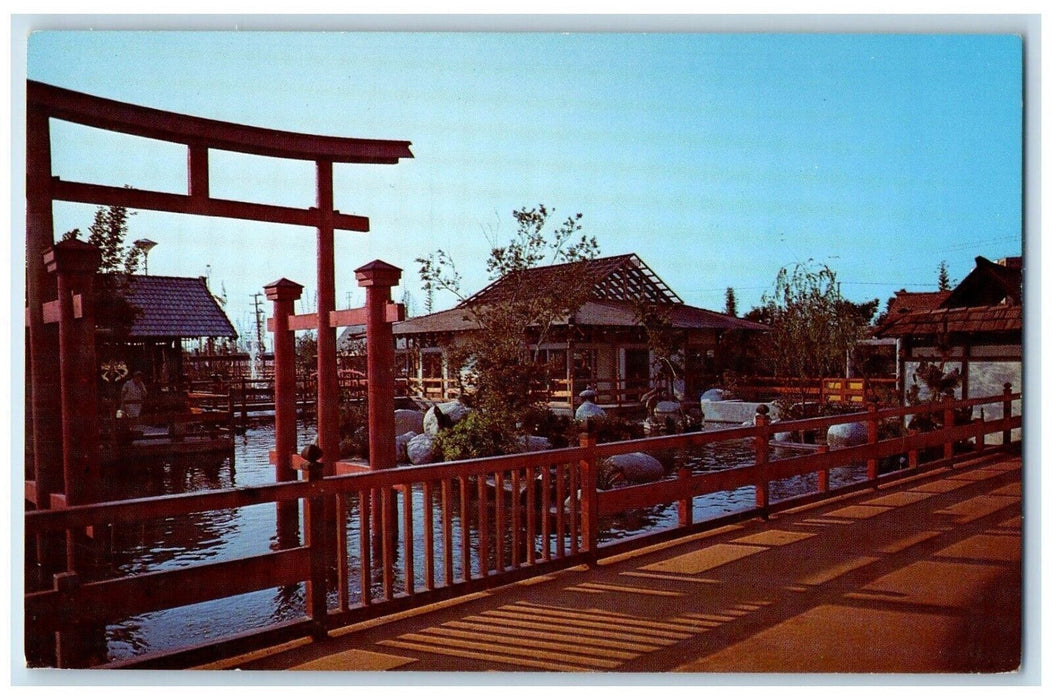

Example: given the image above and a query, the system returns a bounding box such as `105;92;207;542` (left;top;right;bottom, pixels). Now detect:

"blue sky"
24;30;1023;340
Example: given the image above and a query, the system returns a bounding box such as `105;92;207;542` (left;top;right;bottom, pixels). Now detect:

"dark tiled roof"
394;308;482;335
876;304;1022;337
942;255;1022;308
113;274;237;339
885;291;951;318
874;256;1023;339
462;253;683;307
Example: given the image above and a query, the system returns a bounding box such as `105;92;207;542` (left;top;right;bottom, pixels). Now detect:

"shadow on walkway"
218;452;1022;675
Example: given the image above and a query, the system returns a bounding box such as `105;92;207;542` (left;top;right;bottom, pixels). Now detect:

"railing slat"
494;471;505;572
423;481;434;591
359;488;372;607
477;475;489;577
526;466;537;566
336;494;350;613
403;485;414;596
459;476;471;582
540;466;551;561
442;478;454;586
511;469;522;569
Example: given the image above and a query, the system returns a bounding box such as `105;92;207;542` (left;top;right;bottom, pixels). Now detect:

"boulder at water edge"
395;431;417;463
700;388;730;402
407;432;437;465
423;400;472;435
575;401;607;422
827;421;868;449
518;435;552;453
601;452;665;485
395;409;425;436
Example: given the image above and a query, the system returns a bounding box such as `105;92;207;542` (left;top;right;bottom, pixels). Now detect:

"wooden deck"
210;451;1023;674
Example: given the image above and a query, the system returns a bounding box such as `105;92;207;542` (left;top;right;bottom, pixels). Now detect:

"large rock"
518;435;551;453
394;409;425;436
601;452;665;486
575;401;607;422
395;431;417;463
407;432;437;465
423;400;472;435
699;388;731;402
827;421;868;449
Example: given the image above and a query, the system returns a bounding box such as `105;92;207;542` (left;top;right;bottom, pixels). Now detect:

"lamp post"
133;238;158;275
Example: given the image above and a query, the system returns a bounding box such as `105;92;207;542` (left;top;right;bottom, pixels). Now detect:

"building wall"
904;342;1021;445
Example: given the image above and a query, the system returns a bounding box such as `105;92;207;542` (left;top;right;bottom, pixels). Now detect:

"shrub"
433;410;519;462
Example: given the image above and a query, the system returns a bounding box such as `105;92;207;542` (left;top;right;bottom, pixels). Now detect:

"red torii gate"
265;260;405;480
25;80;412;521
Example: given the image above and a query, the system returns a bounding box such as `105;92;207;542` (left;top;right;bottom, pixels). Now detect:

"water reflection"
98;420;864;662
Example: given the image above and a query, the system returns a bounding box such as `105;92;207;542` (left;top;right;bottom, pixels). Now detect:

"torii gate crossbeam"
26;80;413;509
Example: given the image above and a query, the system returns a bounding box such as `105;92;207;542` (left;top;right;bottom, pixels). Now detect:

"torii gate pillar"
264;278;304;483
356;260;402;470
43;239;102;510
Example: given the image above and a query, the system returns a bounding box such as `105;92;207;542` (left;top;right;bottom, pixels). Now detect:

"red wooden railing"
25;387;1020;669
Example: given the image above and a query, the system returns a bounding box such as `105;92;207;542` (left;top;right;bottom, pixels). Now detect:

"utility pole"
251;292;266;375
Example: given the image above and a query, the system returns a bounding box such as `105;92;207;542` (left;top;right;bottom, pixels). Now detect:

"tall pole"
26;103;63;513
315;160;339;475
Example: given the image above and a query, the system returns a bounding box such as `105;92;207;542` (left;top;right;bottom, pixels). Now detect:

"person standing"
120;370;148;431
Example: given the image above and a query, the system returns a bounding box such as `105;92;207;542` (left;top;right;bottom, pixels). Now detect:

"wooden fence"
25;387;1020;669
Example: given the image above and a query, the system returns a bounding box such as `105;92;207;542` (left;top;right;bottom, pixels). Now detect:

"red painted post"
297;444;329;639
817;444;830;492
264;278;303;482
315;160;339;476
357;260;402;564
866;402;879;484
677;466;693;527
579;428;599;561
356;260;402;471
1002;382;1013;447
754;405;771;516
26;103;64;517
943;400;956;462
44;240;101;508
976;407;986;454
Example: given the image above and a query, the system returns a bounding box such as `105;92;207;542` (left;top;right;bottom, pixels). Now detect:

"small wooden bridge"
222;450;1022;673
24;387;1021;670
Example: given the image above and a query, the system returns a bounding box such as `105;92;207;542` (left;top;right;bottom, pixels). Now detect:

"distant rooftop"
875;256;1022;338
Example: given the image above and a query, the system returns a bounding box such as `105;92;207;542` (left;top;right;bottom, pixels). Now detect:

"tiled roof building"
114;274;237;339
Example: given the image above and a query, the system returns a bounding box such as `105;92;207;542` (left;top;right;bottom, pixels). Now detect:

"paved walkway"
211;452;1022;675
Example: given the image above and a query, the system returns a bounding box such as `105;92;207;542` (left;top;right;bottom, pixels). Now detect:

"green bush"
433;410;519;461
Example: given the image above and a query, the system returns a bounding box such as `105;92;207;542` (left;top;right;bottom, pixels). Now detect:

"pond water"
89;419;866;662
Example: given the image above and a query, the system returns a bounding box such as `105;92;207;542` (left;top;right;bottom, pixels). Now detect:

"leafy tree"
417;204;599;453
937;260;952;292
754;260;878;409
62;204;142;339
724;287;738;317
295;331;318;379
635;301;683;385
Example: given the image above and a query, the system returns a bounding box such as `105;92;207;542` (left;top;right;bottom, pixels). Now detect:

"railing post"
579;427;599;562
866;402;879;485
677;466;693;527
817;444;830;492
297;444;329;639
943;399;956;462
976;407;986;454
1002;382;1013;447
754;405;771;517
